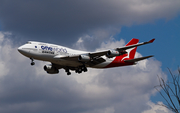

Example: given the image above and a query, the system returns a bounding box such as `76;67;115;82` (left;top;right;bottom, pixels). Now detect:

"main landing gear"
75;66;87;74
65;68;71;75
30;58;35;66
65;65;88;75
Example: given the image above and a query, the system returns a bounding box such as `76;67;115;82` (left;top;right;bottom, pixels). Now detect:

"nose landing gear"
30;58;35;66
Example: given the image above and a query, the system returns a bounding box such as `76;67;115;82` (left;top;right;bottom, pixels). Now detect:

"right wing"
54;38;155;64
83;38;155;58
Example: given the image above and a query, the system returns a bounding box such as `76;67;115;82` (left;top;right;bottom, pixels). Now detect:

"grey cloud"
0;0;180;47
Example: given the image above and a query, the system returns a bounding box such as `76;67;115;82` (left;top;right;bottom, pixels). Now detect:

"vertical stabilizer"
124;38;139;59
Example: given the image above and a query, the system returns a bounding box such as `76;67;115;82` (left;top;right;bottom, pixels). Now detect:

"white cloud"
142;101;172;113
0;32;169;113
0;32;13;76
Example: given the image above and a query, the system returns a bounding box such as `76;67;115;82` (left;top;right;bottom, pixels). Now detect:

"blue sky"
117;15;180;104
118;16;180;71
0;1;180;113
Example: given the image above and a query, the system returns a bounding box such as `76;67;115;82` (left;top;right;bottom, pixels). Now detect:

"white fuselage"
18;41;113;68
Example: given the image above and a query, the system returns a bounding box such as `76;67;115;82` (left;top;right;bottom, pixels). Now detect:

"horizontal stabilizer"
124;55;154;63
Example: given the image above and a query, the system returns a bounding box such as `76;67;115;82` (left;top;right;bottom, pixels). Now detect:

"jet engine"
106;50;120;58
78;55;90;62
44;64;59;74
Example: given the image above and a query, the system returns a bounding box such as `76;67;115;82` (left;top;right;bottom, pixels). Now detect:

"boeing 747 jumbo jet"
18;38;155;75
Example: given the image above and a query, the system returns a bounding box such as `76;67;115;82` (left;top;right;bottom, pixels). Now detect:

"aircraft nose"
17;45;31;57
17;45;28;55
17;46;23;53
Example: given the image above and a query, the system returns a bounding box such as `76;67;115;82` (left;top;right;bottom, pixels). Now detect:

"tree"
155;68;180;113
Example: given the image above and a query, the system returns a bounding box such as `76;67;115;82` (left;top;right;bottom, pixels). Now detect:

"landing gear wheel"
67;72;71;75
84;68;87;72
81;66;87;72
31;62;35;66
83;67;87;72
78;68;82;74
65;68;71;75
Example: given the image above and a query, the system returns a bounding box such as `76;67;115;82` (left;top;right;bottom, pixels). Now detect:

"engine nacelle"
78;55;90;62
106;50;120;58
44;64;59;74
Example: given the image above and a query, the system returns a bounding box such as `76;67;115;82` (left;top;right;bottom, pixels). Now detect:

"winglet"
149;38;155;43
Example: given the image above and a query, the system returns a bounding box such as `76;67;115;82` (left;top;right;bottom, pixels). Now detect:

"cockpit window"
26;42;31;44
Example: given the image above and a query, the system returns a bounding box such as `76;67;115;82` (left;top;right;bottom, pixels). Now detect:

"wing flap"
124;55;154;63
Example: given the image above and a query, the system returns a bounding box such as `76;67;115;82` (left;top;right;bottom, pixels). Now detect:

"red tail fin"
125;38;139;59
105;38;139;68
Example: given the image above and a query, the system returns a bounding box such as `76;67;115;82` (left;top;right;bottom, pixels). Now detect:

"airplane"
18;38;155;75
